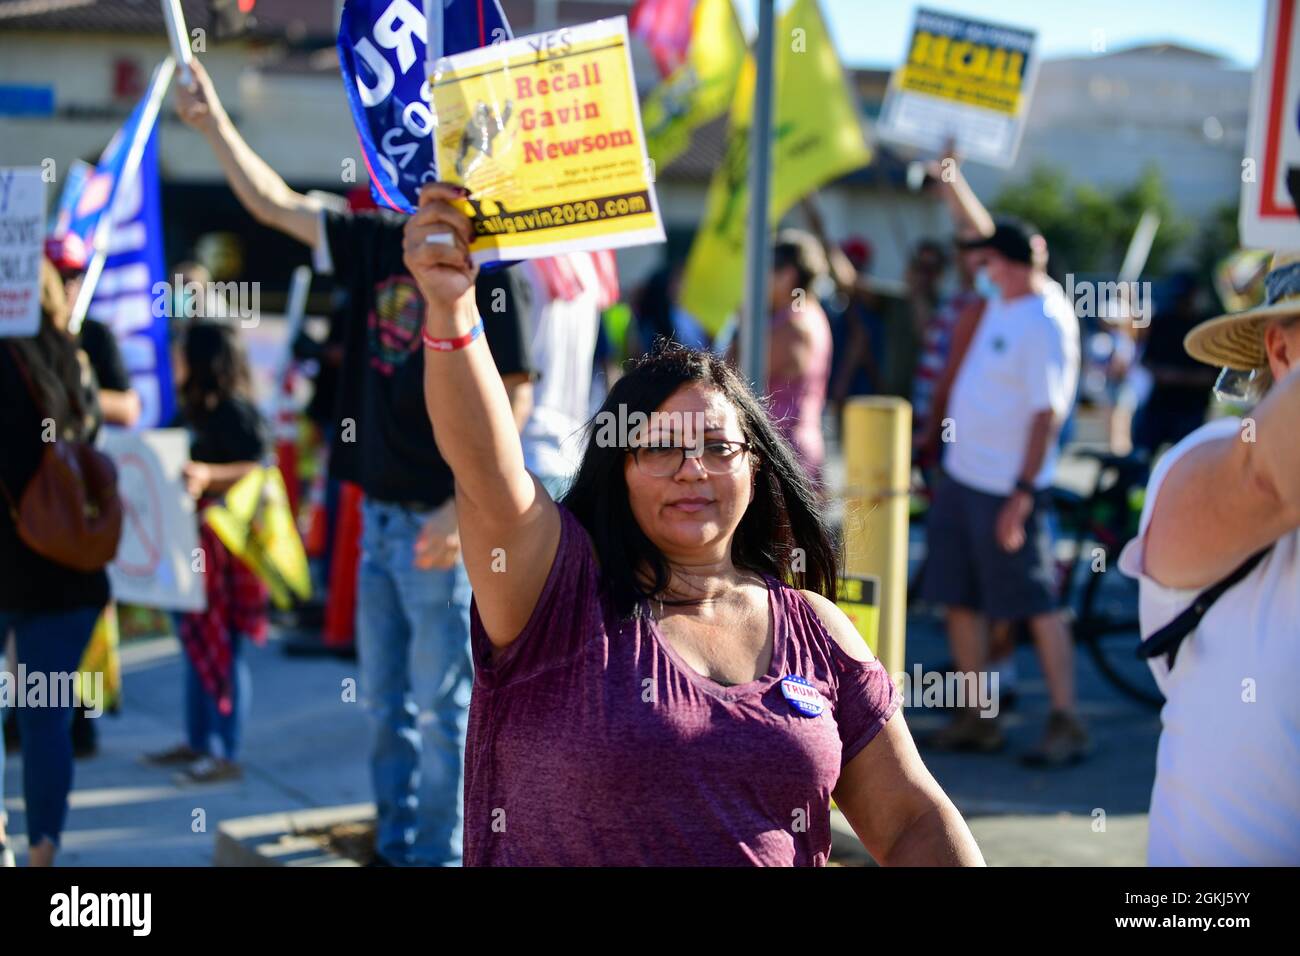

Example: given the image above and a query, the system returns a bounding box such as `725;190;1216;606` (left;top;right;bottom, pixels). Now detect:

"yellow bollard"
840;396;911;678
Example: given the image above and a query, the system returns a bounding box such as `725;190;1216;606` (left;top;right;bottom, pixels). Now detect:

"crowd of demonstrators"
1119;252;1300;865
2;58;1250;868
403;182;982;866
175;58;536;867
0;261;109;868
142;323;269;784
919;217;1086;765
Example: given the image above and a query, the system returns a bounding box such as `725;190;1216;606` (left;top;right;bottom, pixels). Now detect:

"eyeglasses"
630;440;753;477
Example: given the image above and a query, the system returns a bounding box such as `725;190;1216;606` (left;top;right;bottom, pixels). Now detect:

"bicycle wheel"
1074;557;1164;708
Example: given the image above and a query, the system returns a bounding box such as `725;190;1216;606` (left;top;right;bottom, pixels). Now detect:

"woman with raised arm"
404;183;983;867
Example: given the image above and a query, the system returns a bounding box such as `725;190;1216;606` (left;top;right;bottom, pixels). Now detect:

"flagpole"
69;56;176;336
741;0;776;391
424;0;444;84
161;0;194;88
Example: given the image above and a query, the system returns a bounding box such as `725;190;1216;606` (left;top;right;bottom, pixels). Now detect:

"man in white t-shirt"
1118;251;1300;865
920;219;1085;765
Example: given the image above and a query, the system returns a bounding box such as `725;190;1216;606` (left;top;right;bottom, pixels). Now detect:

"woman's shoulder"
769;582;873;665
552;501;603;582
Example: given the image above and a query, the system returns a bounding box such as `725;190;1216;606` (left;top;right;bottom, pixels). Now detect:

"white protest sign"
101;428;206;612
876;8;1039;168
0;167;46;338
1241;0;1300;248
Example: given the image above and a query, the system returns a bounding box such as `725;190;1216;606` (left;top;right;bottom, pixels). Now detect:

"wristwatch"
1014;478;1037;497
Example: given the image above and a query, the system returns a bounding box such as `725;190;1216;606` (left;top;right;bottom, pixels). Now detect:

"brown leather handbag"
0;344;123;572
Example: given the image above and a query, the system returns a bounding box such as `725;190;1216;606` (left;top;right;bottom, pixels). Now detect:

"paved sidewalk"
3;632;371;866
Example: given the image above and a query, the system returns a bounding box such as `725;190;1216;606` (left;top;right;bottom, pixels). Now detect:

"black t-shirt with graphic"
321;209;533;508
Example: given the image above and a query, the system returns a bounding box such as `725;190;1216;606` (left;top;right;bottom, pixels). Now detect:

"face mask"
974;267;999;300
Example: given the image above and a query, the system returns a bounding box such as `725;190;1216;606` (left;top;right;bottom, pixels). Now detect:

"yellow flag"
204;466;311;611
78;604;121;713
641;0;747;170
681;0;871;334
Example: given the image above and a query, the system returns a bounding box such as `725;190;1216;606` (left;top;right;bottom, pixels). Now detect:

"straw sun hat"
1185;251;1300;371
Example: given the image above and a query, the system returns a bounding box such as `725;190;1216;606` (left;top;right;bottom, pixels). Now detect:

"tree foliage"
991;163;1196;276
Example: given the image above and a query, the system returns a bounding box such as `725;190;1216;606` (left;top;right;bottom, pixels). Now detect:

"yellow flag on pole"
680;0;870;335
641;0;748;170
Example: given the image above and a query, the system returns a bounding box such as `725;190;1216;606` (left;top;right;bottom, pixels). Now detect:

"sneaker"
174;756;243;785
140;744;203;768
926;708;1005;753
1021;710;1091;767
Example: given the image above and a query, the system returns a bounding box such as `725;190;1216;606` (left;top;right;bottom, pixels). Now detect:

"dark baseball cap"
958;218;1037;265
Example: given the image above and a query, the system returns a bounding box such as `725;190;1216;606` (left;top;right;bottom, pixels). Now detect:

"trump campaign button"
780;675;826;717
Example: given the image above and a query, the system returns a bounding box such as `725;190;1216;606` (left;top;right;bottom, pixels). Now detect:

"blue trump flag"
52;106;174;429
338;0;512;213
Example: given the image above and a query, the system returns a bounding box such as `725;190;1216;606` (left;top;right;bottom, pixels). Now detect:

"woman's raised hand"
402;183;480;308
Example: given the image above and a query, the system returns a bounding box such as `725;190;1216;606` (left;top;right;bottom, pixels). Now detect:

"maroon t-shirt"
465;505;901;866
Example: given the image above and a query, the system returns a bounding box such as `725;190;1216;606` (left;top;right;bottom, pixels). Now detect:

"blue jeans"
357;498;473;867
0;607;98;849
179;623;250;761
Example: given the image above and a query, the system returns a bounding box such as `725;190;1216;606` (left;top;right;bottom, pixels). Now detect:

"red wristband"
422;319;484;352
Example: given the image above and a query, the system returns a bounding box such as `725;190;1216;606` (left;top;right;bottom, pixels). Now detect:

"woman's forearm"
880;804;985;866
204;110;321;247
205;461;259;494
422;294;535;518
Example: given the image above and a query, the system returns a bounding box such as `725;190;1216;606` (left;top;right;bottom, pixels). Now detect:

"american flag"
533;251;621;309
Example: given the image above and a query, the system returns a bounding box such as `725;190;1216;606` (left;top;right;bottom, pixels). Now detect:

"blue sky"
735;0;1269;69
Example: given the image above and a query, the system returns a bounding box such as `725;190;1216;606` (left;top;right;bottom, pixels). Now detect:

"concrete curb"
215;803;374;867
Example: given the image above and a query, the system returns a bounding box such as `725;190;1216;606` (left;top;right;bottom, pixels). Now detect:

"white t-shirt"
943;283;1080;495
1118;417;1300;865
518;255;602;482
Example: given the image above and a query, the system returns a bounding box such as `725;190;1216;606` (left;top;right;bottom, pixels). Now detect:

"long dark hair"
561;341;838;619
179;320;253;423
9;258;91;439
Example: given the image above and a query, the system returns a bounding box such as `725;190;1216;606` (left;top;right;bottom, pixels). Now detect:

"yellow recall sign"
430;17;664;264
896;25;1028;115
680;0;870;335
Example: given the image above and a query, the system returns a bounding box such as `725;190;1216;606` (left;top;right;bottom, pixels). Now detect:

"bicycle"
1050;450;1163;708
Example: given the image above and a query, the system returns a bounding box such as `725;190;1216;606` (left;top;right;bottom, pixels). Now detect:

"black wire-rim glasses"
629;440;754;477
